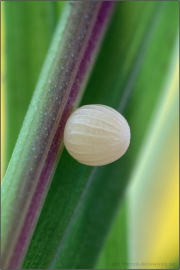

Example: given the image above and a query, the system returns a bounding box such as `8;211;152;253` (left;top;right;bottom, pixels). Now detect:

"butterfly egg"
64;105;131;166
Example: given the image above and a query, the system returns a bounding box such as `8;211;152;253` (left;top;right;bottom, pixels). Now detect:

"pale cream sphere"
64;105;131;166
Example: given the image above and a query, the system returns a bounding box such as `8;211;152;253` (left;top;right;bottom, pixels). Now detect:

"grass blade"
2;2;114;268
128;35;179;269
96;200;128;269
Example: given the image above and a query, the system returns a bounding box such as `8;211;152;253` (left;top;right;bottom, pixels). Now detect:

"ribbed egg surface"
64;105;131;166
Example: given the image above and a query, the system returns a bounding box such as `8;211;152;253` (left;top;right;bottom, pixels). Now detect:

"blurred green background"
1;1;179;269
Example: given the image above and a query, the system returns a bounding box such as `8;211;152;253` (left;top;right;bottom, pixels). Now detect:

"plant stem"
1;2;115;268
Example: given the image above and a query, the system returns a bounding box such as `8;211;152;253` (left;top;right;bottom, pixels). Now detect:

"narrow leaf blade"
2;2;114;268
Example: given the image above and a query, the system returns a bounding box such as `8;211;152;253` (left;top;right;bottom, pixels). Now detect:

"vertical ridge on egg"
64;104;131;166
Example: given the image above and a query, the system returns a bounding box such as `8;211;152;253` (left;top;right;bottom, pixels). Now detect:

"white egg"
64;104;131;166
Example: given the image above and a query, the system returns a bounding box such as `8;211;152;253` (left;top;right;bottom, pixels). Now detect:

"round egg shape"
64;105;131;166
